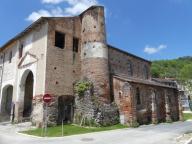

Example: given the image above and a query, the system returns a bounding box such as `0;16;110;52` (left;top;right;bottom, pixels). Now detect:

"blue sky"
0;0;192;60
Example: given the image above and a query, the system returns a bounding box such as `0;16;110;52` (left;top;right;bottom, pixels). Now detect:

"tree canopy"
151;56;192;80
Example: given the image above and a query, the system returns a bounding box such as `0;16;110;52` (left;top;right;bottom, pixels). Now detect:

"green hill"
151;56;192;80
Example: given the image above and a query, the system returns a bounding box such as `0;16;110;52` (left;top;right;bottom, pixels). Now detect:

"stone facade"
0;6;181;127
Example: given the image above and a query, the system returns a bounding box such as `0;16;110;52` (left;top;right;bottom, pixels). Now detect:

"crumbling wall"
74;82;119;126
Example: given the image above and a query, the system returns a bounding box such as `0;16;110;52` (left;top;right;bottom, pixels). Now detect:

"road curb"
185;137;192;144
16;131;44;139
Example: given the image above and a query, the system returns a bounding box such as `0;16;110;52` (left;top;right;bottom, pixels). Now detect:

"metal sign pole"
42;94;52;137
62;118;64;136
45;103;48;137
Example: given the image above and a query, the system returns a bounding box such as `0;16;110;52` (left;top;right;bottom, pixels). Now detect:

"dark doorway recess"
23;71;34;117
1;85;13;117
57;96;74;124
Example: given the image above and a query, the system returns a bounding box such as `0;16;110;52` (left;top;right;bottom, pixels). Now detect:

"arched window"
143;65;149;79
136;87;141;105
127;60;133;76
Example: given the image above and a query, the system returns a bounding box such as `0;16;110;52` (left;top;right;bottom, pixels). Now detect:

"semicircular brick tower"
80;6;110;102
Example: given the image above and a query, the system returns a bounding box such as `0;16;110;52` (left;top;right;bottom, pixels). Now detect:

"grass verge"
183;113;192;121
21;124;128;137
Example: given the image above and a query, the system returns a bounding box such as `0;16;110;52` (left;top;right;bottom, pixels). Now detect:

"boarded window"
73;37;79;52
19;44;23;58
136;87;141;105
9;51;12;63
55;31;65;49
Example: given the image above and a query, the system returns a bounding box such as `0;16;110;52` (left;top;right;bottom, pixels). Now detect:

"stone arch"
0;85;13;117
20;69;34;118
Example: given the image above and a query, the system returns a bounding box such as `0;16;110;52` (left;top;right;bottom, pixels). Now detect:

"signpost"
43;94;52;103
42;94;52;137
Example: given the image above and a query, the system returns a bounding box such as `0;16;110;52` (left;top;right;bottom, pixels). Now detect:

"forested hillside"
151;56;192;80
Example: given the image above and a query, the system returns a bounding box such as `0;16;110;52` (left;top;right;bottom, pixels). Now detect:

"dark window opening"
143;65;149;79
136;87;141;105
55;31;65;49
73;38;79;53
19;44;23;58
119;91;122;98
9;51;12;63
127;60;133;76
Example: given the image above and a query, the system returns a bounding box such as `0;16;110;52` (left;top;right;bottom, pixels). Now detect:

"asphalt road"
0;121;192;144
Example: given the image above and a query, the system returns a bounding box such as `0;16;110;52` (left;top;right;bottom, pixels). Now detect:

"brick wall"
109;46;151;80
45;17;81;96
113;77;179;125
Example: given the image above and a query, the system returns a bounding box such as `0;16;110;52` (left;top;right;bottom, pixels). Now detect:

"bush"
74;81;92;96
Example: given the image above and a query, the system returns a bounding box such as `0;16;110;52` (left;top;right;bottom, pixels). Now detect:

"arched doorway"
21;71;34;118
1;85;13;117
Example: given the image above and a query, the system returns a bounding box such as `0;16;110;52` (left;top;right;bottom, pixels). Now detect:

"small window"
136;87;141;105
19;44;23;58
119;91;122;98
143;65;149;79
73;37;79;53
127;60;133;76
9;51;12;63
55;31;65;49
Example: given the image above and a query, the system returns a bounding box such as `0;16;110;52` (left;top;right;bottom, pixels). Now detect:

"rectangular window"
55;31;65;49
19;44;23;58
136;88;141;105
9;51;12;63
73;37;79;53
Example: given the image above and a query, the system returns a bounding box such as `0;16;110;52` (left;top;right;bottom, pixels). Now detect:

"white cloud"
42;0;65;4
26;0;99;22
26;7;65;22
144;44;167;54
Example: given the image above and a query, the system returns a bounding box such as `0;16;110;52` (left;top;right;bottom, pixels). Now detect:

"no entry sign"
43;94;52;103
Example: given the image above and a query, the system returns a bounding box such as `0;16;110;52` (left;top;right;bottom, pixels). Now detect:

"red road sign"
43;94;52;103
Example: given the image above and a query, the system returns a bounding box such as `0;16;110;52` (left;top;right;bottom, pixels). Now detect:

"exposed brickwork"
80;6;110;102
113;77;179;125
81;58;110;102
45;17;81;96
109;46;151;80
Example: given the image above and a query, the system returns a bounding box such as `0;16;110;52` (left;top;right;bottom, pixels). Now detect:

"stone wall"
32;94;59;127
74;83;119;126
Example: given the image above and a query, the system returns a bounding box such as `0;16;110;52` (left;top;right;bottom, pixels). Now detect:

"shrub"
74;81;92;96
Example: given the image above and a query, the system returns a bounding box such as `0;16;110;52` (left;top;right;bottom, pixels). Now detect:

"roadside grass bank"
183;113;192;121
21;124;128;137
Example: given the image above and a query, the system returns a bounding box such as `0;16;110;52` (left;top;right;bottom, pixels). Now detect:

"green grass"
183;113;192;121
22;124;128;137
